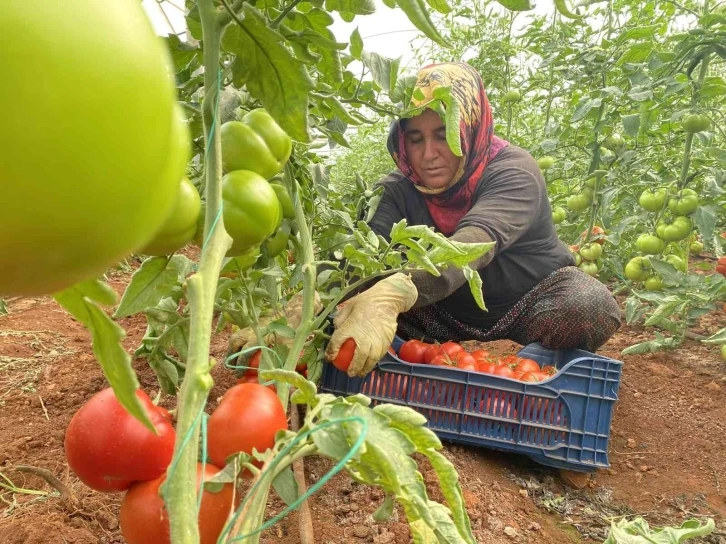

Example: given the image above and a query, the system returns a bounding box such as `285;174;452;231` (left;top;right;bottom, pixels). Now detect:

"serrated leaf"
702;327;726;345
325;0;376;15
222;6;314;141
643;300;680;326
114;257;178;318
495;0;534;10
350;27;363;59
426;451;475;543
261;369;317;404
361;51;400;92
395;0;450;47
617;43;653;66
428;241;496;268
54;284;153;432
571;98;595;123
704;148;726;163
625;297;643;324
425;0;452;14
463;267;486;311
621;340;665;355
649;259;681;285
622;114;641;137
272;465;299;506
692;205;718;243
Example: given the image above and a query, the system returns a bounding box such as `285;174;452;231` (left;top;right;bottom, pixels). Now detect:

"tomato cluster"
65;385;287;543
392;340;557;382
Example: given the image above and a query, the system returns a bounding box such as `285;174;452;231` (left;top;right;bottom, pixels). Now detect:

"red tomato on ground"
398;340;430;364
64;388;176;493
119;463;237;544
207;383;288;473
332;338;356;372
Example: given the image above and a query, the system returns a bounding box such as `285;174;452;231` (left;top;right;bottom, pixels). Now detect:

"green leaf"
495;0;534;10
625;297;644;325
621;339;666;355
428;241;496;268
372;494;395;521
692;205;718;243
617;43;653;66
350;27;363;59
428;500;472;544
0;299;7;316
222;6;314;142
325;0;376;15
114;257;178;318
622;114;641;137
261;369;317;404
361;51;400;92
427;451;475;543
649;259;682;285
272;466;299;506
553;0;584;19
702;327;726;345
395;0;450;47
463;267;486;311
54;282;153;432
425;0;452;15
705;148;726;163
620;25;660;42
571;98;596;123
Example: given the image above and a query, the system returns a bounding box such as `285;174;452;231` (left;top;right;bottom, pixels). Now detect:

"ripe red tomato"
424;345;442;364
64;388;176;493
477;361;497;374
514;358;540;374
440;342;464;358
155;406;173;423
243;349;261;377
332;338;356;372
493;365;517;379
454;353;477;369
119;463;237;544
398;340;430;364
456;362;478;372
471;349;490;360
519;371;542;382
430;355;451;367
207;383;288;473
541;365;557;376
501;354;519;366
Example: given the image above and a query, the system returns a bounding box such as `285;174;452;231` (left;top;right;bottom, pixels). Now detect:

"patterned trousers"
397;266;621;352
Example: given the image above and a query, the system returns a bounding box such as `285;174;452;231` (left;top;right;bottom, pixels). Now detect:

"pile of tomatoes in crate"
392;340;557;382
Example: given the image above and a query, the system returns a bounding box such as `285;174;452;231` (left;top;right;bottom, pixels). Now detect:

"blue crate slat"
321;338;623;473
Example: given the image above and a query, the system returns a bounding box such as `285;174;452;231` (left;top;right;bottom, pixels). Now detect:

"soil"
2;262;726;543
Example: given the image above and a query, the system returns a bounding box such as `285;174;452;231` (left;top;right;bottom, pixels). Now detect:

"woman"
325;62;621;378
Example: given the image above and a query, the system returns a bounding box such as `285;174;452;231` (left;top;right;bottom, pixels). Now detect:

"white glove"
325;273;418;377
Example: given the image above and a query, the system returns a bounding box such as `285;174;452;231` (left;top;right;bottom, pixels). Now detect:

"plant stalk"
166;2;233;542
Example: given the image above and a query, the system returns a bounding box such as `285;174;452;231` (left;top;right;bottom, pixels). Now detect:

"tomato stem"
165;2;233;543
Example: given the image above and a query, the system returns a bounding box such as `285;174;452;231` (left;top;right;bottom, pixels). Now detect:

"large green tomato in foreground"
1;1;189;296
140;178;201;256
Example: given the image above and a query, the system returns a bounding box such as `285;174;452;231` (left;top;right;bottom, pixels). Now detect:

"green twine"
220;416;369;542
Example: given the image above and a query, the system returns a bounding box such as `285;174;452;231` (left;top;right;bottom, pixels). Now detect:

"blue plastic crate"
321;337;623;473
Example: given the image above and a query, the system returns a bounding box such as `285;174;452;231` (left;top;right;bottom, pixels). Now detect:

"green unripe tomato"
567;194;590;213
644;276;663;291
221;109;292;180
1;1;190;296
636;234;666;255
269;180;295;219
537;156;555;170
602;133;625;151
504;90;521;103
624;256;651;282
579;242;603;262
222;171;282;255
573;252;582;266
690;241;704;255
552;206;567;224
579;261;599;277
667;188;699;216
581;187;594;200
140;178;201;256
263;221;291;258
665;254;687;272
658;216;693;242
682;114;711;134
638;188;668;213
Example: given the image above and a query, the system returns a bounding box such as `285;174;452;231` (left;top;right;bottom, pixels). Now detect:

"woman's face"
402;108;461;190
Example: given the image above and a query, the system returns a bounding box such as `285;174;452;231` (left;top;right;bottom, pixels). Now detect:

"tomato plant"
64;388;176;492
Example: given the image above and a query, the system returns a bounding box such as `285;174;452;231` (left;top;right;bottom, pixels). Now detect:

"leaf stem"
270;0;303;28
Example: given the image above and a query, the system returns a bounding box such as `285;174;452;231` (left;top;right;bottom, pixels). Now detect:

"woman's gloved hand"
227;291;323;365
325;273;418;377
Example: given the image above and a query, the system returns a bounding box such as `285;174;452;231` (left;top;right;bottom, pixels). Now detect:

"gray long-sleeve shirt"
369;145;574;329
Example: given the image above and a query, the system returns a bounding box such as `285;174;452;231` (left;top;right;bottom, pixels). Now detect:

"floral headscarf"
387;62;509;236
